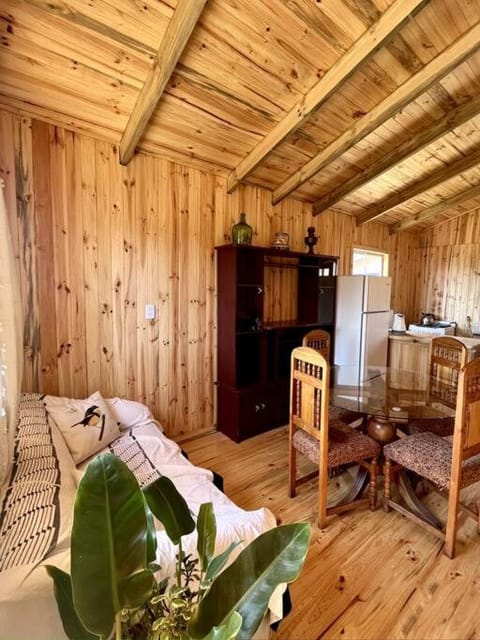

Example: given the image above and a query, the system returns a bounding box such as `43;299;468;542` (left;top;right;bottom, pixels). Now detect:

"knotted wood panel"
1;109;421;437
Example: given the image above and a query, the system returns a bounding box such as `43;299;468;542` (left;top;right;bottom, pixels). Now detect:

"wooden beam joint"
119;0;209;165
226;0;429;193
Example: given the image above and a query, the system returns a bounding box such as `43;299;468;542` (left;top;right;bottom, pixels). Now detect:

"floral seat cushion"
293;418;380;468
405;417;454;437
384;432;480;492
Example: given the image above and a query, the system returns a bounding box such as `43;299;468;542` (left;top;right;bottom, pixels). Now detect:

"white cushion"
44;391;121;464
106;397;157;431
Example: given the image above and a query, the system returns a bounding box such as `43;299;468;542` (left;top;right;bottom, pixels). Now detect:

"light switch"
145;304;156;320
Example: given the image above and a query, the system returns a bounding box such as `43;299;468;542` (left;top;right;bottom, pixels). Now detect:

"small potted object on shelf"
272;231;289;250
304;226;318;254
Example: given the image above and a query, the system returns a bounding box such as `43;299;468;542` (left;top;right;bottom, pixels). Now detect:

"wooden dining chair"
406;336;468;437
302;329;362;425
288;347;381;528
302;329;331;356
384;356;480;558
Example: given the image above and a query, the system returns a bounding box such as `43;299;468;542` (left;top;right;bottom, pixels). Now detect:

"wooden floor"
182;426;480;640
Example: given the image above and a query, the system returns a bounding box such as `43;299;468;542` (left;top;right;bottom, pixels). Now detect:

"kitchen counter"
389;333;480;352
388;334;480;387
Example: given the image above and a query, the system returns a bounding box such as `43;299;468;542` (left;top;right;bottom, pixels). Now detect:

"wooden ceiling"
1;0;480;232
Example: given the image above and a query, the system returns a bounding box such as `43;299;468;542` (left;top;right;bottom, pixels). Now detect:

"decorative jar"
272;231;289;251
232;213;253;245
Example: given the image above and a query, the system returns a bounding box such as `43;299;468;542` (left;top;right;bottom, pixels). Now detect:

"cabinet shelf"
264;260;325;270
236;329;265;336
216;244;338;441
263;319;330;330
215;244;337;261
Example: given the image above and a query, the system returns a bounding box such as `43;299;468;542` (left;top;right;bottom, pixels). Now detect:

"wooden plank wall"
414;208;480;335
0;108;420;437
315;210;420;322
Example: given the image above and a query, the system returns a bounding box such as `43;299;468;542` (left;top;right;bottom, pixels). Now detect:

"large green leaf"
197;502;216;572
205;541;241;582
189;523;310;640
143;494;157;565
200;612;242;640
71;454;152;638
45;566;98;640
118;569;155;609
143;476;195;545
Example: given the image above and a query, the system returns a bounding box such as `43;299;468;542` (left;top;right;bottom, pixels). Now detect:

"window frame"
351;246;389;277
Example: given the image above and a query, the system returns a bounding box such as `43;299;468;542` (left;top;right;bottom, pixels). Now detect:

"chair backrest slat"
302;329;330;361
462;360;480;452
453;358;480;456
429;337;468;408
290;346;329;438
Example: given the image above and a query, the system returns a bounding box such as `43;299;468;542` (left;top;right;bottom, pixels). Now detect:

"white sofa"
0;393;281;639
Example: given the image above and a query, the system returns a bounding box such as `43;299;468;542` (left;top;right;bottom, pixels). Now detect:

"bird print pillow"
44;391;121;464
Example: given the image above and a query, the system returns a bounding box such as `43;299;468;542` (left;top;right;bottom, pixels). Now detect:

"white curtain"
0;178;23;484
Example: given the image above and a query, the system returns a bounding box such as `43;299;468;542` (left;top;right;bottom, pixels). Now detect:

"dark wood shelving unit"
215;244;338;442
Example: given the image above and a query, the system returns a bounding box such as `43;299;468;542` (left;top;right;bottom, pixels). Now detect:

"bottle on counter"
466;315;473;337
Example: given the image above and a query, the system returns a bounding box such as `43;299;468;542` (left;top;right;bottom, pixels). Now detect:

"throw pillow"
44;391;121;464
107;397;157;430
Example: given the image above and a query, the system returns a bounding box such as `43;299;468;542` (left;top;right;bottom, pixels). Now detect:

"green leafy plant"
47;453;310;640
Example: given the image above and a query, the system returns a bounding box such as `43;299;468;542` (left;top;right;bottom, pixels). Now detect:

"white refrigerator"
334;275;392;372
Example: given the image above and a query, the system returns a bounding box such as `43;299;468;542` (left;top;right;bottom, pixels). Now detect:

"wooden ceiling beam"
226;0;429;194
356;145;480;225
24;0;157;55
390;183;480;233
119;0;208;165
272;22;480;205
315;96;480;220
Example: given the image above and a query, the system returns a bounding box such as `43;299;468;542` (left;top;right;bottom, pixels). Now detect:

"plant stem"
177;538;183;587
115;611;122;640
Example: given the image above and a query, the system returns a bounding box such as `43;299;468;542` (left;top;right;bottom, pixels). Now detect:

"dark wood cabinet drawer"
238;387;278;434
217;385;286;442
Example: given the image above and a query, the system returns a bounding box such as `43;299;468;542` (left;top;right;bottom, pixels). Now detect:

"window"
352;248;389;276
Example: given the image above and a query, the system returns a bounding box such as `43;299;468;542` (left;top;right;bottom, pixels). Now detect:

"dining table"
328;364;456;528
330;364;456;442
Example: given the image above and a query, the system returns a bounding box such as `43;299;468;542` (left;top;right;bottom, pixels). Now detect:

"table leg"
327;466;370;507
366;416;443;529
398;471;443;529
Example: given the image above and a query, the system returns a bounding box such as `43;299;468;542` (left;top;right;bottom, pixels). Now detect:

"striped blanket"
0;394;60;571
